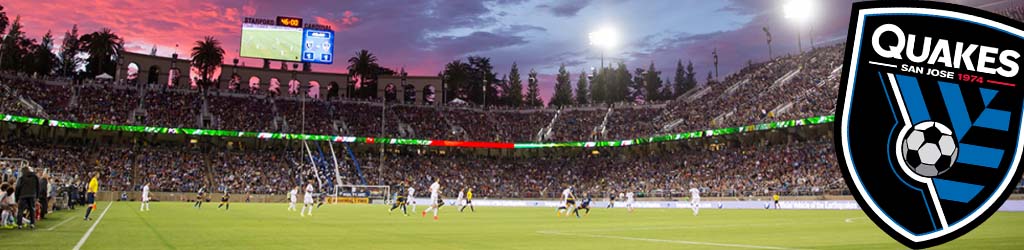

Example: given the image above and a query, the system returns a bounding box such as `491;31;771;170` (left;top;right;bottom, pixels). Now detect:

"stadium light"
589;27;619;68
783;0;813;23
783;0;814;53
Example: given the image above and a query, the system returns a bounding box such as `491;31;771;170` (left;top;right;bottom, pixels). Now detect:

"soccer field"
3;202;1023;249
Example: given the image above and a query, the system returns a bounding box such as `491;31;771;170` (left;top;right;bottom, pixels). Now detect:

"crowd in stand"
550;109;604;141
657;44;843;135
277;100;334;135
442;108;498;141
492;111;554;142
207;94;275;132
0;44;845;144
141;90;201;128
0;139;300;196
0;133;845;199
389;105;450;139
1000;3;1024;22
0;84;32;117
365;140;843;198
605;106;662;139
72;86;137;125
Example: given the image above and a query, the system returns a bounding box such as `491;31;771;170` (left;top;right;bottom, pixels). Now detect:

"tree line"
0;5;128;79
437;56;701;107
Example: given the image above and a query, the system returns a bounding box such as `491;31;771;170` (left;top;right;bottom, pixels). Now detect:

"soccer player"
456;188;465;208
218;190;230;210
421;178;442;220
572;193;592;218
625;191;635;213
389;188;409;216
689;187;701;216
193;186;205;209
607;192;616;208
407;186;416;213
140;182;151;211
288;186;298;211
460;188;475;212
316;192;326;209
300;179;315;217
556;186;576;216
84;172;99;221
773;193;780;209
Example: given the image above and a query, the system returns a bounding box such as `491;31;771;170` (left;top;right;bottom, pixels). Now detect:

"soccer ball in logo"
901;121;958;177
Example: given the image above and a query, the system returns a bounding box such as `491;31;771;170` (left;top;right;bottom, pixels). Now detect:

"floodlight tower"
784;0;814;53
589;27;619;69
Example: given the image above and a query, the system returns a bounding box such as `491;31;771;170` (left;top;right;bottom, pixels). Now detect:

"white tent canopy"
449;98;468;105
95;73;114;80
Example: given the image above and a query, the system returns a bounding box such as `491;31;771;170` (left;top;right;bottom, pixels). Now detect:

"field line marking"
538;231;802;250
844;217;865;223
72;202;113;250
538;222;805;234
45;216;76;231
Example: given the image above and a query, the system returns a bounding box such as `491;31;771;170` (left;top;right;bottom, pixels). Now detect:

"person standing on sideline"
15;167;40;229
84;172;99;221
38;172;49;219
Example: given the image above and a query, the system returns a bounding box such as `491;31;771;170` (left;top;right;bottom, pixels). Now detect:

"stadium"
0;0;1022;249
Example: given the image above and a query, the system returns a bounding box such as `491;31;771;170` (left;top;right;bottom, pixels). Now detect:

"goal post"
333;184;390;204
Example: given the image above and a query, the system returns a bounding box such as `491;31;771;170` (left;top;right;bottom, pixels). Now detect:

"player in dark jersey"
316;192;326;208
218;191;230;210
193;187;206;209
389;193;409;216
573;193;592;218
607;192;615;208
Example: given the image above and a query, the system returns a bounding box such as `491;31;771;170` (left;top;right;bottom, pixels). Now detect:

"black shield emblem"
836;1;1024;248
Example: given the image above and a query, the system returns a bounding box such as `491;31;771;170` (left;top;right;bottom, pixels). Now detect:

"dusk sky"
1;0;1015;100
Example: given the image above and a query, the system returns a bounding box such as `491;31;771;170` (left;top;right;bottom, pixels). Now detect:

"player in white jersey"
288;186;299;211
556;186;576;216
300;180;315;217
407;186;417;213
689;187;701;216
140;183;151;211
421;179;442;220
625;191;635;212
456;188;465;207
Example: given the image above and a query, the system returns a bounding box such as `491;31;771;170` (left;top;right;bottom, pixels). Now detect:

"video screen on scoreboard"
240;22;303;61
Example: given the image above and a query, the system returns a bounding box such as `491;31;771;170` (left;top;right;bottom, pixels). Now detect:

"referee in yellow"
460;188;475;212
84;172;99;220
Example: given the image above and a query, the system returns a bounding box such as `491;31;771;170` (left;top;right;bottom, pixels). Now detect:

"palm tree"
0;5;10;36
80;28;123;77
347;49;377;97
191;36;225;91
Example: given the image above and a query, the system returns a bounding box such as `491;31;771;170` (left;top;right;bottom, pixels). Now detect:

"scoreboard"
240;16;335;64
302;30;334;64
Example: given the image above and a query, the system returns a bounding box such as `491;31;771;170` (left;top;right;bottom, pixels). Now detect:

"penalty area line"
537;230;802;250
72;202;113;250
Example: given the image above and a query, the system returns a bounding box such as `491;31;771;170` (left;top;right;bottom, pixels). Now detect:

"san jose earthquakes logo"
836;1;1024;248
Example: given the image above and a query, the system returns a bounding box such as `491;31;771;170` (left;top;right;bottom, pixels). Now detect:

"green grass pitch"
2;202;1022;249
240;28;302;61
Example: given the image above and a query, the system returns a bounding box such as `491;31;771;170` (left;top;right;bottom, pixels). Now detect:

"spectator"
15;166;39;229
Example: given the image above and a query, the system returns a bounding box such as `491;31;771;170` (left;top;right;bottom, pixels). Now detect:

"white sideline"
45;216;75;231
72;202;113;250
537;230;802;250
